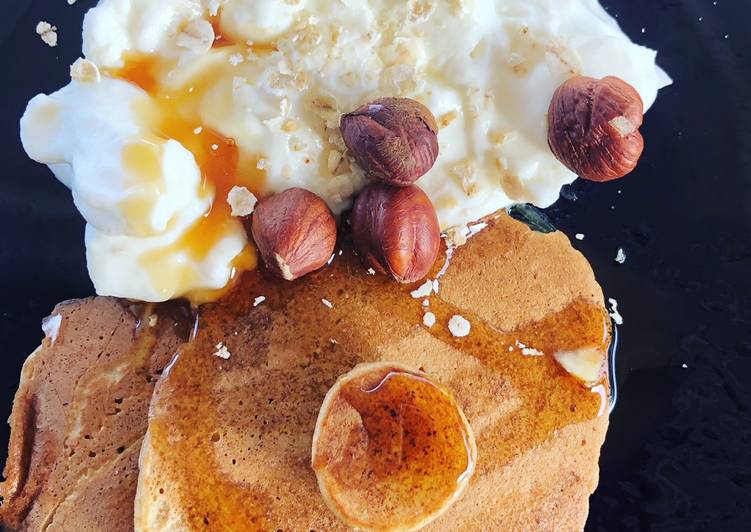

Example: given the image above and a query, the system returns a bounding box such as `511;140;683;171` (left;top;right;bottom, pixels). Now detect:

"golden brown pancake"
0;298;185;531
135;213;611;531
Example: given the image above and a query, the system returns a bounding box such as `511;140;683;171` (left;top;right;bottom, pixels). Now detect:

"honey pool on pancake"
138;227;611;530
112;26;612;531
312;365;475;530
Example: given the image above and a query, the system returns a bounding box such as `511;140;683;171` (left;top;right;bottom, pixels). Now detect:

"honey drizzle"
146;230;611;529
109;54;264;299
316;368;474;529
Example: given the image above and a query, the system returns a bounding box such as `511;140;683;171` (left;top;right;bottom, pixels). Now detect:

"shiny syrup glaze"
112;52;261;301
111;21;611;530
313;366;475;530
143;220;611;530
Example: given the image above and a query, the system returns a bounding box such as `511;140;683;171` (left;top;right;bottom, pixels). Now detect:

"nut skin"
251;188;337;281
341;98;439;186
351;183;440;284
548;76;644;182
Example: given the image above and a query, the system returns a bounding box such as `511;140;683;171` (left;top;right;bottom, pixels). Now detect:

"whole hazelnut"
251;188;337;281
548;76;645;182
341;97;439;186
351;183;440;284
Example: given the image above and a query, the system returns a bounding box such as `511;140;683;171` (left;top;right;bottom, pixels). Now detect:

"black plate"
1;1;750;530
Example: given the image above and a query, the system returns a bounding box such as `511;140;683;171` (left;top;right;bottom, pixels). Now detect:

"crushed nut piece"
213;342;231;360
608;298;624;325
410;280;434;299
423;312;436;328
70;58;100;83
36;21;58;47
448;315;471;338
227;186;258;217
615;248;627;264
438;109;459;129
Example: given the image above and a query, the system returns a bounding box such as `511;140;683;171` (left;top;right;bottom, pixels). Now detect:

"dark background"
1;1;749;530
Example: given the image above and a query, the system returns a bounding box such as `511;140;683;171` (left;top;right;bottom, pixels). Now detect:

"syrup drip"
313;367;474;530
145;216;611;529
111;54;264;300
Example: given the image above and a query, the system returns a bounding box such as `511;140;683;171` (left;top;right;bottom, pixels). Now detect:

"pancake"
0;298;186;531
135;212;611;531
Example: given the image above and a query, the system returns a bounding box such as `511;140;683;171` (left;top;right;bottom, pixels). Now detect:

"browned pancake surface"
0;299;185;531
136;213;611;531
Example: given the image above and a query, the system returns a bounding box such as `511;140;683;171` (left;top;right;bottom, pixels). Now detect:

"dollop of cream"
22;0;669;302
20;77;246;302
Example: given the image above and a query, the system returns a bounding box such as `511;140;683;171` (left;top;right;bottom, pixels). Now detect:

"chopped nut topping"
227;186;258;217
423;312;436;328
70;58;100;83
448;315;471;338
445;226;469;248
36;21;58;47
615;248;627;264
410;280;434;299
213;342;231;360
608;298;624;325
438;110;459;129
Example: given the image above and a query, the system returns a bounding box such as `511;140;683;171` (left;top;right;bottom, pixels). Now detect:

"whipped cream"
21;0;669;302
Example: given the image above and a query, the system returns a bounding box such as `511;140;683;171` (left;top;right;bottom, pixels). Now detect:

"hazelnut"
351;183;440;283
548;76;644;182
251;188;337;281
340;97;439;186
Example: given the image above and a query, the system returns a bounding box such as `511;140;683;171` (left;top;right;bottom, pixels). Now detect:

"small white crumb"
322;298;334;309
227;186;257;217
330;338;338;345
36;21;58;47
211;144;219;151
681;363;688;369
411;280;434;299
422;299;430;307
615;248;627;264
508;345;514;352
366;268;376;276
193;127;203;135
213;342;231;360
575;233;585;241
608;298;624;325
327;253;336;265
432;279;440;294
70;58;100;83
148;314;158;327
423;312;437;328
444;226;469;247
468;222;488;236
68;0;77;4
36;21;53;34
253;296;266;307
42;314;62;344
515;339;544;356
228;53;245;66
448;315;471;338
